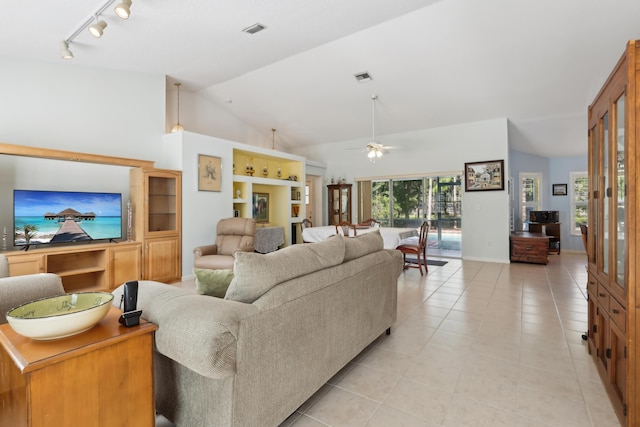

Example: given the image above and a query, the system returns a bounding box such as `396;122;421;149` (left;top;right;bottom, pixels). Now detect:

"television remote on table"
119;280;142;327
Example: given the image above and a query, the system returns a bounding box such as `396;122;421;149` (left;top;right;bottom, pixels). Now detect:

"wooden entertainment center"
0;143;182;291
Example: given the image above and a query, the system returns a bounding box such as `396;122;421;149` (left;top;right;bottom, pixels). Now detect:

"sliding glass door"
364;174;462;257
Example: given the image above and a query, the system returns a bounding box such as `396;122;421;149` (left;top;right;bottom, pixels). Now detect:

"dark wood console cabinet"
509;232;549;264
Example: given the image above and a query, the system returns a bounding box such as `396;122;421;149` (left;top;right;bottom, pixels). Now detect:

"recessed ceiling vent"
354;71;372;83
242;23;266;34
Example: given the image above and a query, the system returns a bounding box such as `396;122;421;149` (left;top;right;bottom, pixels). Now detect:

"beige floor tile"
336;364;400;402
303;386;379;427
517;385;592;426
357;346;414;376
366;404;439;427
443;395;518;426
383;378;453;424
518;365;583;402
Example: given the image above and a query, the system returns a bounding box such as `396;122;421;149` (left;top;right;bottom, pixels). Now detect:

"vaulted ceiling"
4;0;640;157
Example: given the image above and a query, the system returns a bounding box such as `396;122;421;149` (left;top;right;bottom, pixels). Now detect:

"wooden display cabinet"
585;39;639;426
130;167;182;282
327;184;352;225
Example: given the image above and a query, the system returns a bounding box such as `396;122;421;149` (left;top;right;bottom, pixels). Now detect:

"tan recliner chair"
193;217;256;270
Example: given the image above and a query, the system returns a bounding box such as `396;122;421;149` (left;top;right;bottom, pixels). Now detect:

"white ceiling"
3;0;640;157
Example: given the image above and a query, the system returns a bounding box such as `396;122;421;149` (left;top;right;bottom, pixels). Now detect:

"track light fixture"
60;0;133;59
60;41;74;59
88;18;107;38
114;0;132;19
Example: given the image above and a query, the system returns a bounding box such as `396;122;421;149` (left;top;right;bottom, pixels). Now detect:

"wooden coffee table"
0;306;158;427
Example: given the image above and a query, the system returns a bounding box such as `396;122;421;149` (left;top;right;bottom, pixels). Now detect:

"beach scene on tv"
13;190;122;246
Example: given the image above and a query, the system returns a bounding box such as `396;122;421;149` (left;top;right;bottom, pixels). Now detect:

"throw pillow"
225;236;345;303
193;268;234;298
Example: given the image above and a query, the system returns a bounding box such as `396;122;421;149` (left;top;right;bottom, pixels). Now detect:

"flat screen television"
13;189;122;248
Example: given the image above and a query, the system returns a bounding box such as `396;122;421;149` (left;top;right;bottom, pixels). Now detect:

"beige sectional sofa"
113;230;402;427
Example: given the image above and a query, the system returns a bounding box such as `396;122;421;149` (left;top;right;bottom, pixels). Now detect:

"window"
519;172;542;228
570;171;588;236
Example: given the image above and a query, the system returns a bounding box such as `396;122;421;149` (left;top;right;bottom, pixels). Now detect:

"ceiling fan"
365;94;398;162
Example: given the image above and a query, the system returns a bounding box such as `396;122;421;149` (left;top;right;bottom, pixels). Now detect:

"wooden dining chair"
396;221;430;275
335;221;356;237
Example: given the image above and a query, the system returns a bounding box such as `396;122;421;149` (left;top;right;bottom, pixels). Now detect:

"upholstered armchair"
0;254;65;325
193;217;256;270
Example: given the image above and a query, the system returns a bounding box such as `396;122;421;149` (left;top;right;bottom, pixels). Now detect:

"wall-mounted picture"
198;154;221;192
552;183;568;196
464;159;504;192
252;192;269;223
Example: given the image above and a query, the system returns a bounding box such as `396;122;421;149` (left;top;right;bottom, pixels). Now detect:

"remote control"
123;280;138;313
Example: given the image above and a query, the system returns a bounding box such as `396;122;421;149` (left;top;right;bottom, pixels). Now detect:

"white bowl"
6;292;114;340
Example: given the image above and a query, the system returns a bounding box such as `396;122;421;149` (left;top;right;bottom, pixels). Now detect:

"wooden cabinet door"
144;236;180;282
6;254;44;276
110;244;141;289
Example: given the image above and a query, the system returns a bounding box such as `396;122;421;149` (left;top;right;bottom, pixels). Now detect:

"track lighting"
114;0;132;20
60;0;133;59
88;19;107;38
60;41;74;59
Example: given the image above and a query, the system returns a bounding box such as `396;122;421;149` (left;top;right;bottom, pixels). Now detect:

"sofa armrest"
194;244;218;258
112;281;260;379
0;273;65;324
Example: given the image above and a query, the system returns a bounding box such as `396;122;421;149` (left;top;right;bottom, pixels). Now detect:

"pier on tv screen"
13;189;122;246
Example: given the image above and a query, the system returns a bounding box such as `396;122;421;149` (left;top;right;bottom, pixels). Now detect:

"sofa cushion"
194;268;234;298
225;236;346;303
343;230;384;262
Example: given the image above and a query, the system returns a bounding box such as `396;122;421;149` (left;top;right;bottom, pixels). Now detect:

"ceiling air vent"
354;71;372;82
242;23;266;34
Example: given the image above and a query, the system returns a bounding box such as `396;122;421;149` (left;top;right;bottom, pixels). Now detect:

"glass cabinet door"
147;176;178;233
602;112;610;277
613;94;626;289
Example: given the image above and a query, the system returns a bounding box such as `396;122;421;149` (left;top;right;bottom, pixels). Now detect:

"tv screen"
13;190;122;247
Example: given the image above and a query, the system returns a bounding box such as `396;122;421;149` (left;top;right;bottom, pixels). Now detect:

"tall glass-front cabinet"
586;40;638;426
130;168;182;283
328;184;352;225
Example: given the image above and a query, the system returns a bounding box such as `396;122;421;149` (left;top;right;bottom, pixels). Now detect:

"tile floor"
157;253;621;427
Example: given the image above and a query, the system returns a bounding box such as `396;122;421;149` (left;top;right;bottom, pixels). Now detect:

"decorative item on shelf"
126;200;133;241
233;162;236;174
236;189;241;199
277;164;282;179
287;175;298;181
170;83;184;133
246;158;254;176
263;162;269;177
234;210;239;218
292;205;300;217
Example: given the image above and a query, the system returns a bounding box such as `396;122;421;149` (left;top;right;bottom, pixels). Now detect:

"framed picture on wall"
252;192;269;223
464;159;504;192
198;155;222;191
552;183;568;196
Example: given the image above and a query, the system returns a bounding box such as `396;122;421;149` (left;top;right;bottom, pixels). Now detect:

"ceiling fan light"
114;0;132;19
367;150;376;159
88;20;107;38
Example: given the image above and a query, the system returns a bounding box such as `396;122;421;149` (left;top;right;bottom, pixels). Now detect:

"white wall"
292;118;511;263
161;132;236;277
0;58;166;250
